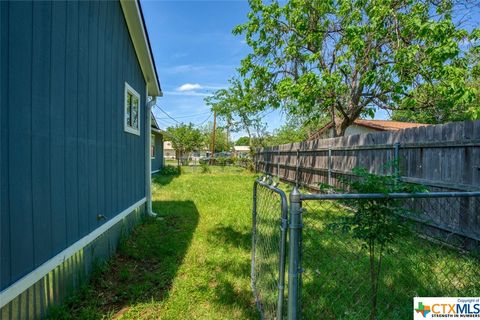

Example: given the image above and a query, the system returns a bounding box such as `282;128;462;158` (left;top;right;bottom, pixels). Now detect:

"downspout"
146;96;157;217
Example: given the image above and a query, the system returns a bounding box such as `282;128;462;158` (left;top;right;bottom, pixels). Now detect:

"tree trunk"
333;118;351;137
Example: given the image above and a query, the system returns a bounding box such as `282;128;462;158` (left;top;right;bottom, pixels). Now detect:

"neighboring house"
163;141;209;161
233;146;251;158
309;120;428;140
0;0;163;317
164;140;176;159
191;148;210;161
151;114;164;173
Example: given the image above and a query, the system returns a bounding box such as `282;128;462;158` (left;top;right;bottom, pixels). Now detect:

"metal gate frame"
252;177;289;320
252;175;480;320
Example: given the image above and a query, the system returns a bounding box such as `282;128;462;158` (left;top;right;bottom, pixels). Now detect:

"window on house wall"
151;134;155;159
124;82;140;135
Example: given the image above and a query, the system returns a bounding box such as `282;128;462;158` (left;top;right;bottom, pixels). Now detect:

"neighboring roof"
120;0;162;97
234;146;250;152
308;122;335;140
353;119;428;131
309;119;428;140
151;112;160;129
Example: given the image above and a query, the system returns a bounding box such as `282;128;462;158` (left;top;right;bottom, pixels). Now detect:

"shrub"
217;156;227;170
324;164;425;320
200;163;210;174
159;165;181;176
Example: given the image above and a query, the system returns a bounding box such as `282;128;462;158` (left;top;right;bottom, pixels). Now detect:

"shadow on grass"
300;204;480;320
52;200;199;320
152;171;180;186
206;226;260;320
209;225;251;250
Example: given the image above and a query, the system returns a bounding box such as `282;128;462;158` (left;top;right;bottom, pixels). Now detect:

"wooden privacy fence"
254;120;480;247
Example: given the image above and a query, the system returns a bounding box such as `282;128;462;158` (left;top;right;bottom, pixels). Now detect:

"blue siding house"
151;115;165;173
0;0;162;318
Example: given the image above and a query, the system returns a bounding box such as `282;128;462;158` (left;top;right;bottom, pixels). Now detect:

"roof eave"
120;0;162;97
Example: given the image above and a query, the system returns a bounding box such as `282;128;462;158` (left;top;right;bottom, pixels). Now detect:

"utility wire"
156;111;211;120
258;108;276;119
154;104;180;124
197;112;213;127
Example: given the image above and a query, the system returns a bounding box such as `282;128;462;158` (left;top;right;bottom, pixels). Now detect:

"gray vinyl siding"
151;132;164;172
0;0;147;290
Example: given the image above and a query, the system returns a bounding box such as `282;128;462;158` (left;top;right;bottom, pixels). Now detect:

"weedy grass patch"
48;166;259;320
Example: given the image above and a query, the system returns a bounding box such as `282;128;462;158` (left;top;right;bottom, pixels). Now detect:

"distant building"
164;141;176;159
163;141;210;161
191;149;210;161
309;120;428;140
234;146;251;157
151;115;164;173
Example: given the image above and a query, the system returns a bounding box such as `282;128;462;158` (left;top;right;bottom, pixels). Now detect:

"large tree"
165;123;204;159
234;0;478;136
235;136;251;146
392;43;480;123
205;78;269;147
201;124;232;153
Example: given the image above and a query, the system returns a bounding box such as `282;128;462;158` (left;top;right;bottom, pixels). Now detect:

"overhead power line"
154;105;180;124
156;111;211;120
197;112;213;127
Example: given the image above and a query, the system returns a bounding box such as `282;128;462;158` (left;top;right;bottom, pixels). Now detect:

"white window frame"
124;82;141;136
151;134;156;159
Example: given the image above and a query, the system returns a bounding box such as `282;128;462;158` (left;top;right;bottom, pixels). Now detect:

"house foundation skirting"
0;199;146;320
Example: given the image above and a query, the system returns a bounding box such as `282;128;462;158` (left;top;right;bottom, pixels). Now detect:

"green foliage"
235;136;250;146
392;45;480;124
200;163;211;173
166;123;205;158
159;165;181;176
205;78;268;145
201;124;232;152
236;156;255;172
325;165;425;319
233;0;478;135
216;156;228;170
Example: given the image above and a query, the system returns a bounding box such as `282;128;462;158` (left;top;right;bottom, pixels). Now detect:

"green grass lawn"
49;166;260;320
299;200;480;320
47;167;480;320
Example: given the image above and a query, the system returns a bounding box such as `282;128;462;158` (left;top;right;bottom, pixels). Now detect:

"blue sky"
141;0;478;141
141;0;280;140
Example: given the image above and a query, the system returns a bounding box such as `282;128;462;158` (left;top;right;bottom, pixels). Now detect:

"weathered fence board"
255;120;480;244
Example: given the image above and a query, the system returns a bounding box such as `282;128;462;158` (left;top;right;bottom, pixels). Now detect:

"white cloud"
165;90;212;97
177;83;203;92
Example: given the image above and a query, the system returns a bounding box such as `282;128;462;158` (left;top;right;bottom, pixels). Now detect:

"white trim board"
119;0;162;96
151;170;159;174
124;82;141;136
0;198;147;309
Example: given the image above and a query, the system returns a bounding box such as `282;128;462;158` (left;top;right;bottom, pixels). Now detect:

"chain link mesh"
252;181;287;319
300;196;480;319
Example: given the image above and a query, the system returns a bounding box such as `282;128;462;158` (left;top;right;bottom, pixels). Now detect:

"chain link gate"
291;191;480;320
252;176;480;320
252;177;288;320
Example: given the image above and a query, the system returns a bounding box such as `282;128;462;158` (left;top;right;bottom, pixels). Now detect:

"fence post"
328;148;332;186
278;147;281;179
393;142;400;178
277;191;289;320
255;148;259;173
288;187;302;320
251;182;258;285
295;149;300;188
